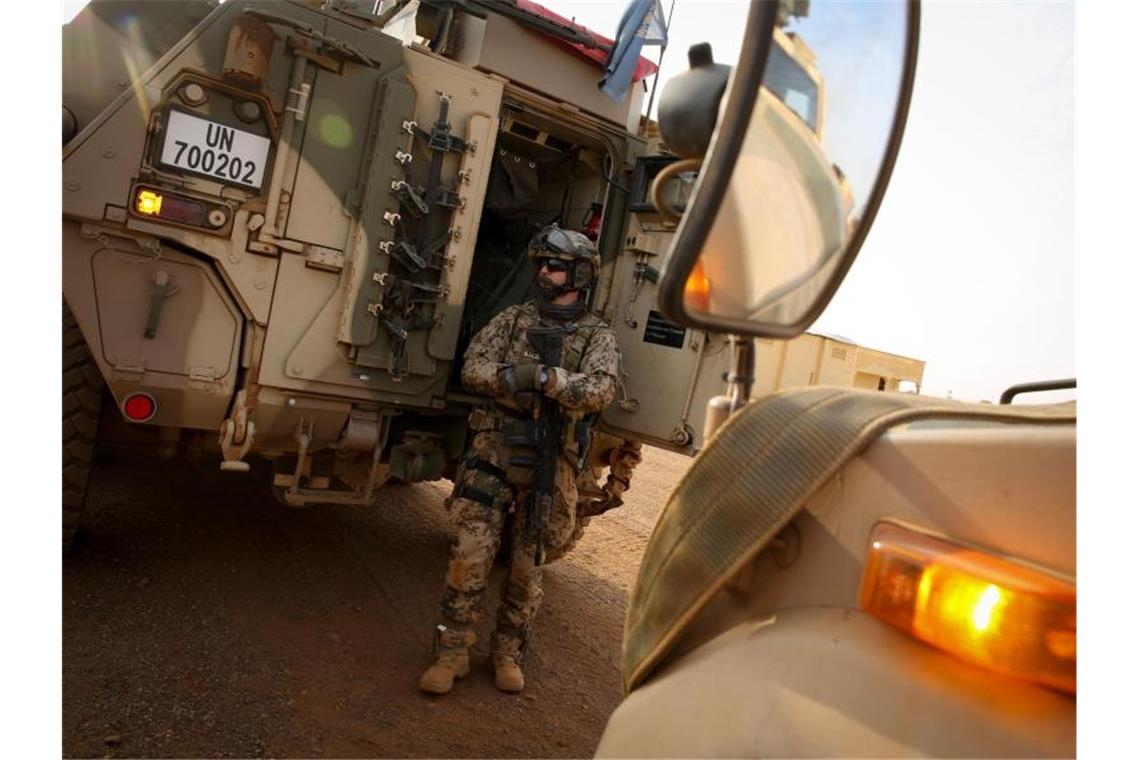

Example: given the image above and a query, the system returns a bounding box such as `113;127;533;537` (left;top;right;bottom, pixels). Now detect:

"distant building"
755;332;924;394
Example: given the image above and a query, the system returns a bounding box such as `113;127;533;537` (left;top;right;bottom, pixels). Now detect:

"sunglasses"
539;257;570;273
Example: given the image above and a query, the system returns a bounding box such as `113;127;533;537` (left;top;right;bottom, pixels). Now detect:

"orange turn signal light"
136;189;163;215
860;522;1075;694
683;256;711;313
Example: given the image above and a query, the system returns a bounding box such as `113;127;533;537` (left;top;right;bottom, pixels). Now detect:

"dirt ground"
62;442;691;759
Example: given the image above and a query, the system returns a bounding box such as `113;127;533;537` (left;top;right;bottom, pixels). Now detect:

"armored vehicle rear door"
600;155;734;453
248;9;505;411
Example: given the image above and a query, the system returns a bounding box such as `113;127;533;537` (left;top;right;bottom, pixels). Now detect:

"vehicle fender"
595;606;1075;758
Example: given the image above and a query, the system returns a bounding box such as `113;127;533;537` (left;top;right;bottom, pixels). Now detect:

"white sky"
817;1;1074;402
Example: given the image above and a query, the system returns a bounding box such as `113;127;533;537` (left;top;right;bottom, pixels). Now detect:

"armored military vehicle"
62;0;752;548
592;1;1076;756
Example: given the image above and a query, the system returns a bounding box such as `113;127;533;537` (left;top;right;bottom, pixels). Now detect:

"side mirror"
656;1;920;339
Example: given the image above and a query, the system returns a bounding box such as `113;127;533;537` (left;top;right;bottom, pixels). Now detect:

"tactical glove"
498;362;543;397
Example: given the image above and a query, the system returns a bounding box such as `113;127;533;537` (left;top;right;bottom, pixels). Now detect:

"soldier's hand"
498;362;543;396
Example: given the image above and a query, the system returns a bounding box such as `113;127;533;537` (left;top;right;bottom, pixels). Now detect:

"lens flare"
318;113;353;148
120;16;152;127
683;256;712;313
971;585;1003;632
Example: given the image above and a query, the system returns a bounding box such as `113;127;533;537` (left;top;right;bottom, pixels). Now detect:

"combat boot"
491;629;526;693
492;653;525;692
419;624;474;695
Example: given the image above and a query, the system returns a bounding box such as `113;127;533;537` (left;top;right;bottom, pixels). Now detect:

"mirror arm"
727;335;755;412
703;335;756;441
650;157;703;222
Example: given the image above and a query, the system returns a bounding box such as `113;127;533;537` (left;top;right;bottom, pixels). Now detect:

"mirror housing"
657;43;732;160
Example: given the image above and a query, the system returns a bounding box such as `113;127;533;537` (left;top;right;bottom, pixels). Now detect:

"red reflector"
123;393;156;422
156;193;207;225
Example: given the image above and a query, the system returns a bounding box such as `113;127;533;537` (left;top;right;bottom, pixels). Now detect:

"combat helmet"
527;224;600;293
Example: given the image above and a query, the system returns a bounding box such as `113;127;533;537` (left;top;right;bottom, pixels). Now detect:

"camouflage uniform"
435;299;620;678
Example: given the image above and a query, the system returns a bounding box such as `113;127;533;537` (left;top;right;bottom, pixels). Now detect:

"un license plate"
159;109;271;189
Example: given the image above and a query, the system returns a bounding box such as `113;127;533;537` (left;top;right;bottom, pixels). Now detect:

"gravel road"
63;443;690;758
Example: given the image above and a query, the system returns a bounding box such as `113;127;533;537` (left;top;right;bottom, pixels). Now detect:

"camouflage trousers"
437;430;579;659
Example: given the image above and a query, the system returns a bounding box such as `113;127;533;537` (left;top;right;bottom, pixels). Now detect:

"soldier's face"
539;259;570;287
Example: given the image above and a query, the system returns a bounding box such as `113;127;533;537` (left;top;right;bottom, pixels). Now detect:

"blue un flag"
598;0;669;103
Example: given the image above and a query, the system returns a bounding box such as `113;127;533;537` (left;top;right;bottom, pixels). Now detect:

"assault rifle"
524;323;572;566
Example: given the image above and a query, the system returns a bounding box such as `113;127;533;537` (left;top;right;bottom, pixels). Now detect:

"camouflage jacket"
461;301;620;419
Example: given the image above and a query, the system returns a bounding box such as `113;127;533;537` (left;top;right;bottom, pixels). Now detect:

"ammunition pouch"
501;419;540;485
505;457;538;487
468;406;503;433
503;416;597;473
503;419;540;448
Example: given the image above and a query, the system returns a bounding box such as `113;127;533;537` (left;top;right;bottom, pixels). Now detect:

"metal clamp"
402;120;417;135
671;424;694;446
394;150;413;165
279;419;315;506
391;180;429;216
285;82;312;122
383;210;401;226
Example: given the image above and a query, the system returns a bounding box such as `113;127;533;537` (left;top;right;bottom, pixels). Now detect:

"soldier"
419;224;621;695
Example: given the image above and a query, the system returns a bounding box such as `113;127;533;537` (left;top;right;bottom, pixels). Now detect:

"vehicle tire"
63;302;104;552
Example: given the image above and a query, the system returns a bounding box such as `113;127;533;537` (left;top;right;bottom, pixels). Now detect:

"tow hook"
219;390;255;471
219;419;255;471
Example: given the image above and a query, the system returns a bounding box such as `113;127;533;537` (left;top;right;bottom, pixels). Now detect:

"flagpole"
640;0;677;138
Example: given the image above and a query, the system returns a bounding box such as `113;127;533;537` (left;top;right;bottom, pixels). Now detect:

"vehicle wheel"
63;302;104;551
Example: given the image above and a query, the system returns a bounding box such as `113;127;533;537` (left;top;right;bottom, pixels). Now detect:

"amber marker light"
860;521;1075;694
136;189;163;215
683;256;711;313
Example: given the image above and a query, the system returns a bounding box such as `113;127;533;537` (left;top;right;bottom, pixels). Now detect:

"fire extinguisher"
583;203;603;242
